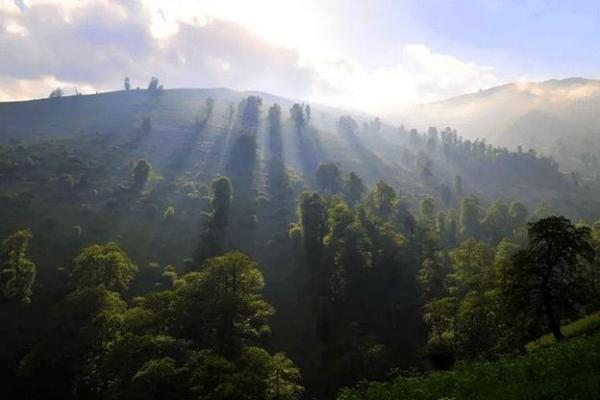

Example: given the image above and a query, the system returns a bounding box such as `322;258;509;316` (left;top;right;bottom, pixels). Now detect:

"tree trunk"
543;295;563;341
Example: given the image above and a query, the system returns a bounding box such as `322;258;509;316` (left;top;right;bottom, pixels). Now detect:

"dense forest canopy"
0;82;599;399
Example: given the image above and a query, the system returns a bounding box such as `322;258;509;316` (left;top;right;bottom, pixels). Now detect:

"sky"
1;0;600;114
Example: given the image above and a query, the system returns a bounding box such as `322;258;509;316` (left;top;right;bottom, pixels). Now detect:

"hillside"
408;78;600;175
0;87;595;219
338;332;600;400
1;87;600;399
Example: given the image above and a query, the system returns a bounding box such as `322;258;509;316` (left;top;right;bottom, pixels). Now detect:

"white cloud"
310;44;500;115
0;0;501;114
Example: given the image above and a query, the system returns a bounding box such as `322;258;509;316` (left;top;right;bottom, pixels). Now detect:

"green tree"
481;200;511;244
19;287;127;398
211;176;233;231
300;192;328;269
72;243;137;292
315;163;343;195
197;177;234;262
266;352;303;400
344;171;366;207
363;181;396;220
177;252;273;356
509;201;528;226
505;216;595;340
459;196;481;239
0;230;36;303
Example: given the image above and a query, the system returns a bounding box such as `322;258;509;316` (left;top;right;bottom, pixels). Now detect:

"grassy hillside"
1;87;596;219
338;332;600;400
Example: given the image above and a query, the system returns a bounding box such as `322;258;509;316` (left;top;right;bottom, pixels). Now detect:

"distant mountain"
408;78;600;172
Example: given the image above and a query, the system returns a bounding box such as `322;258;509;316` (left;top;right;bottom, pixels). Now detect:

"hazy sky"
1;0;599;113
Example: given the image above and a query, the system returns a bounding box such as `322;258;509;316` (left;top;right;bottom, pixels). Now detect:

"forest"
0;81;599;400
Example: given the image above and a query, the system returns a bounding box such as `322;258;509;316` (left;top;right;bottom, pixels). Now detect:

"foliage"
0;230;37;303
72;242;138;292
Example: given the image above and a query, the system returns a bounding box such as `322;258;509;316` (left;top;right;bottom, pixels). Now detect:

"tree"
124;76;131;90
147;76;159;91
509;201;528;228
304;104;311;125
459;196;481;239
420;196;436;228
179;252;273;355
454;175;463;197
266;352;303;400
344;171;366;207
300;192;328;269
315;163;343;195
49;88;63;98
72;242;137;292
197;177;234;262
132;159;151;191
505;216;595;340
268;103;282;133
363;181;396;220
481;200;511;244
211;176;233;231
290;103;306;131
240;96;262;135
19;287;127;398
0;230;36;303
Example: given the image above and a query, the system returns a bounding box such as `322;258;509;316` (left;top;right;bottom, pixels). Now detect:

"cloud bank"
0;0;501;114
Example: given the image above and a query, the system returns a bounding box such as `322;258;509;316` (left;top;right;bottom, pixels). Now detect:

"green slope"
338;332;600;400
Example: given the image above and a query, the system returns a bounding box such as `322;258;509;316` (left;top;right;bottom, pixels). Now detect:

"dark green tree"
300;192;328;270
344;171;366;207
211;176;233;231
505;216;595;340
197;176;234;262
315;163;343;195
